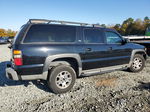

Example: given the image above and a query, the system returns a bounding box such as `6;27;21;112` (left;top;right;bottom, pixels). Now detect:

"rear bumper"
5;64;48;81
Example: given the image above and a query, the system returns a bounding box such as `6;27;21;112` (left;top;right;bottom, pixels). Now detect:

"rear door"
81;28;109;70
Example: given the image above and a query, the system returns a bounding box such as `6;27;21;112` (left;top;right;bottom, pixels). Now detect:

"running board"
81;64;128;77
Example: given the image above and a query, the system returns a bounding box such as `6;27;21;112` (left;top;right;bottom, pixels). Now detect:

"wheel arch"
43;54;82;78
128;49;147;67
134;51;147;60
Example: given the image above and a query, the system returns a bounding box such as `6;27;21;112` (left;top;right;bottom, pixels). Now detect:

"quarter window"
84;29;104;43
24;25;76;43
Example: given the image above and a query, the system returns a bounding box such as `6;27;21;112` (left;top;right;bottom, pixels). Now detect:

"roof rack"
27;19;101;27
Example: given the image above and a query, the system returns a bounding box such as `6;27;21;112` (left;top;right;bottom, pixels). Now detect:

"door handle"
108;47;112;51
85;48;92;52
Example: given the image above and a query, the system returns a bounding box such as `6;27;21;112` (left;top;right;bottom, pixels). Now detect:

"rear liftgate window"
23;25;76;43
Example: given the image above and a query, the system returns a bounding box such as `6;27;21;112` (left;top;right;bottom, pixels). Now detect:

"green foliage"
145;32;150;36
101;24;106;28
108;17;150;36
0;29;7;37
6;29;17;37
0;29;17;37
144;16;149;22
0;17;150;37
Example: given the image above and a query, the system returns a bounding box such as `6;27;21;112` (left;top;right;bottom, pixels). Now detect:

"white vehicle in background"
124;34;150;56
124;36;150;40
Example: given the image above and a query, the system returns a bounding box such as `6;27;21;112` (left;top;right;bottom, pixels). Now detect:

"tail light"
13;50;23;66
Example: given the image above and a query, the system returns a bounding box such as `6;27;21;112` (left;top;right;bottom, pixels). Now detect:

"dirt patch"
95;77;117;87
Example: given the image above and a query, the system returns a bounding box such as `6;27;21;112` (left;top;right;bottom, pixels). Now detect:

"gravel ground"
0;44;150;112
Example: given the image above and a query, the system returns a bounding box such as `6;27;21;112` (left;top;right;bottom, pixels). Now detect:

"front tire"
47;65;76;94
128;54;145;72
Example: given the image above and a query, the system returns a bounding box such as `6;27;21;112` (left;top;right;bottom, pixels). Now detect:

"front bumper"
6;67;19;80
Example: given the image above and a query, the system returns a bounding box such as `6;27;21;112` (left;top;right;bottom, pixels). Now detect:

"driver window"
105;32;123;44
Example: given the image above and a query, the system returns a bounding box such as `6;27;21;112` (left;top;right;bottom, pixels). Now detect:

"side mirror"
126;38;130;43
123;38;130;44
7;39;13;49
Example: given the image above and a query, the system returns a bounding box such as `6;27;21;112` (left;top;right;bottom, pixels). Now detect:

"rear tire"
128;54;145;72
47;65;76;94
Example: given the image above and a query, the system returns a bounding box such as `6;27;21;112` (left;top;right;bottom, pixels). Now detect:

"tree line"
0;29;17;37
0;16;150;37
106;16;150;36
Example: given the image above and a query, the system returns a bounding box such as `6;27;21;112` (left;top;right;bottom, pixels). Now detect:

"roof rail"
27;19;101;27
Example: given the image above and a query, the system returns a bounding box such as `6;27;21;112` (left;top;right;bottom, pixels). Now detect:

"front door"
104;30;132;66
81;28;132;71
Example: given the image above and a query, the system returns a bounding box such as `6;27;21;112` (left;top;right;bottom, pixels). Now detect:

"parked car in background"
7;36;14;42
0;37;8;44
4;36;14;43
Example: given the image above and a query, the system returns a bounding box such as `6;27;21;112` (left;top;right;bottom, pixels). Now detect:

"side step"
81;64;128;77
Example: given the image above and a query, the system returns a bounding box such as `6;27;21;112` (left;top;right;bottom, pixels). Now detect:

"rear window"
24;25;76;43
84;29;104;43
13;25;27;44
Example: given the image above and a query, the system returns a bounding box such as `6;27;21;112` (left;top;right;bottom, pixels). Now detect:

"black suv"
6;19;147;94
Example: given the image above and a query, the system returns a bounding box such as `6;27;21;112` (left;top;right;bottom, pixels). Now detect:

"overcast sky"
0;0;150;31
